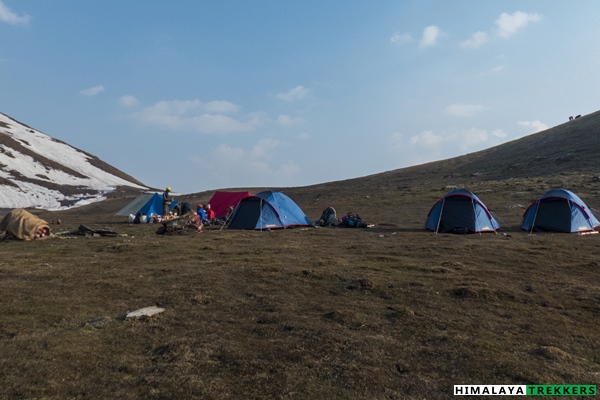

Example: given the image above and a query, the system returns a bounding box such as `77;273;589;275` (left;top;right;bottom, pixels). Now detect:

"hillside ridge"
0;112;147;210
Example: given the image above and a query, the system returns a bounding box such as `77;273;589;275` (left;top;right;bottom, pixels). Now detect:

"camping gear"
227;190;311;230
342;212;368;228
116;193;179;222
521;188;600;233
156;211;201;235
425;188;499;234
206;191;251;219
317;207;338;226
53;225;119;238
0;209;50;240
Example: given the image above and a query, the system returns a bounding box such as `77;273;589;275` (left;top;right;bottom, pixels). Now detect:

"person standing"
162;187;172;218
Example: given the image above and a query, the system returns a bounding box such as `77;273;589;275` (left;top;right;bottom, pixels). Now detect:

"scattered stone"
126;306;165;319
85;316;111;329
395;362;410;374
402;307;416;318
385;306;416;322
323;310;366;328
347;278;374;291
451;286;497;300
440;261;464;269
534;345;572;361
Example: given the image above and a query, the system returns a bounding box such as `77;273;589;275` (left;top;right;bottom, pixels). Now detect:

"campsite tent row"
117;188;599;233
425;188;600;234
117;190;312;230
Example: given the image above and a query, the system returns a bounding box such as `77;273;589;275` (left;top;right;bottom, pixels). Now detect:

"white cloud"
0;0;30;26
461;31;488;49
390;32;413;45
495;11;541;39
130;99;257;134
391;126;510;156
298;132;310;140
459;128;491;150
204;100;239;113
479;65;505;76
119;95;139;108
277;114;304;127
276;85;310;102
410;130;443;146
459;12;540;49
518;120;548;133
445;104;486;117
491;129;507;139
420;25;442;48
80;85;105;96
192;139;300;187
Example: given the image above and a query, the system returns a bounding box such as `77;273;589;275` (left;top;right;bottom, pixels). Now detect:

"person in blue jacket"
196;203;207;224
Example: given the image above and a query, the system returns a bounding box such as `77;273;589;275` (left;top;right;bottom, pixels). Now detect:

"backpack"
344;212;367;228
317;207;337;226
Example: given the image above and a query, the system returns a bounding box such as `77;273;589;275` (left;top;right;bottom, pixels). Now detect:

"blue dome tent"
425;188;499;234
227;191;312;230
116;193;179;222
521;188;600;233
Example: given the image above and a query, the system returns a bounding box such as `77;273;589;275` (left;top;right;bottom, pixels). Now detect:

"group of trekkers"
161;187;237;232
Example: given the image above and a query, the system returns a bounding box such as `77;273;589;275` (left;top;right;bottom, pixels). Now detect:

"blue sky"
2;1;600;194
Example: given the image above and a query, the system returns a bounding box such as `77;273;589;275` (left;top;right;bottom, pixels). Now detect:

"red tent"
206;191;251;218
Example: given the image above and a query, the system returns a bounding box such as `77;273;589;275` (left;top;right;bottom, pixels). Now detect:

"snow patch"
0;113;147;210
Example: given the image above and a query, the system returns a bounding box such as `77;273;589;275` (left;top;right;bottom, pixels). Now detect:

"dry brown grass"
2;112;600;399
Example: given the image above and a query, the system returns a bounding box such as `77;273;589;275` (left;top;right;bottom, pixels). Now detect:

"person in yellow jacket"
162;187;172;218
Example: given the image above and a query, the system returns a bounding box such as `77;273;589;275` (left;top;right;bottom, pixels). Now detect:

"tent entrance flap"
227;198;263;229
532;199;574;232
437;197;476;232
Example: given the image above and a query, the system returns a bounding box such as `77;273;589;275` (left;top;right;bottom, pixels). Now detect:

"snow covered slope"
0;113;147;210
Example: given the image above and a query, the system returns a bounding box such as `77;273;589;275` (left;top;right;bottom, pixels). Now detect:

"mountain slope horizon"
0;112;148;210
328;110;600;189
2;109;599;211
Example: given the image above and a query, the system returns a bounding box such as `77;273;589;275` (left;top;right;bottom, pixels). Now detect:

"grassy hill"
1;111;599;399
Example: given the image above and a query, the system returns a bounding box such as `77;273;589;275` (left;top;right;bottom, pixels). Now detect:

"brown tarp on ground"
0;209;50;240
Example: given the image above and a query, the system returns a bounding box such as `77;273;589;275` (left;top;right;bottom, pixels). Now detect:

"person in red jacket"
204;204;216;223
